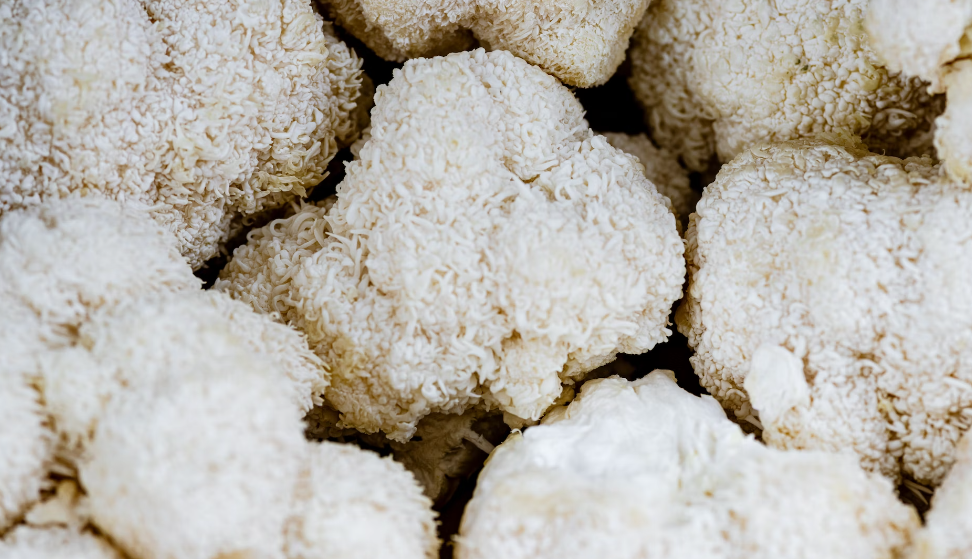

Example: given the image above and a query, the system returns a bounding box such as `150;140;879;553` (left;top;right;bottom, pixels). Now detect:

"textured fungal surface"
601;132;697;227
0;0;366;267
319;0;651;86
0;526;124;559
915;431;972;559
82;367;306;559
218;49;685;440
0;197;199;348
0;373;52;533
629;0;940;172
42;290;324;451
7;2;967;555
865;0;972;91
679;139;972;486
867;0;972;182
286;442;439;559
456;372;918;559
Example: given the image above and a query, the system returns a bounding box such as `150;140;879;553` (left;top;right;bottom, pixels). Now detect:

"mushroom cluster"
2;0;969;558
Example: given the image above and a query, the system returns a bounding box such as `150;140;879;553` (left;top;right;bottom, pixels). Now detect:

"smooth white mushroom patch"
456;371;918;559
915;431;972;558
82;363;306;559
286;441;439;559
